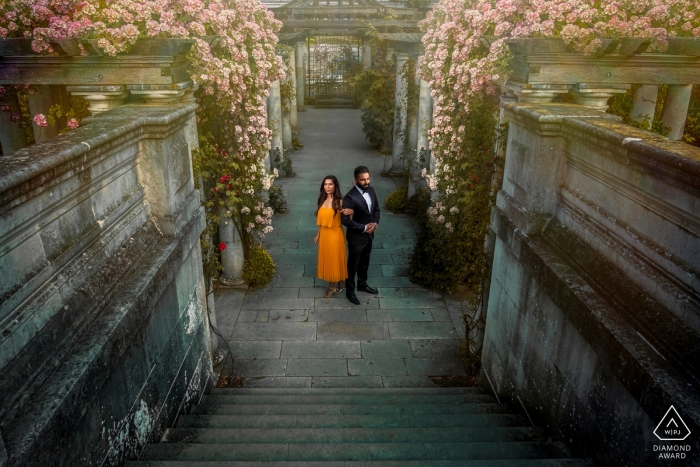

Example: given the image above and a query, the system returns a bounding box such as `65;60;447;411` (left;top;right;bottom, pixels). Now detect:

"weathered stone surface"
0;103;212;467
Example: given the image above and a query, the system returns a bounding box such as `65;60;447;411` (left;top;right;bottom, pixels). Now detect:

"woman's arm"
313;225;321;244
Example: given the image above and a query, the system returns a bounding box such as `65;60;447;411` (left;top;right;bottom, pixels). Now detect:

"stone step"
162;426;545;444
138;441;571;462
191;402;510;416
177;413;532;429
126;460;592;467
210;387;487;396
201;394;497;405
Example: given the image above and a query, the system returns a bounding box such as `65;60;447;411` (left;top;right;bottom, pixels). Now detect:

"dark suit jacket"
341;185;381;242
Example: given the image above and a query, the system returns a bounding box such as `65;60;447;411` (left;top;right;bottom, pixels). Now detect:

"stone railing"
0;38;198;154
502;37;700;140
0;58;213;466
481;40;700;464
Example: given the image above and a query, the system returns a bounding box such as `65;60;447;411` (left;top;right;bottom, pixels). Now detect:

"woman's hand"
341;208;354;216
313;233;320;244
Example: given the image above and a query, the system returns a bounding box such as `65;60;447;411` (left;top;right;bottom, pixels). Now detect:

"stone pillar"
409;78;433;198
386;47;395;62
569;83;630;111
363;43;372;69
180;83;199;104
661;84;693;141
295;41;305;111
629;85;659;127
390;52;409;174
129;83;187;104
0;92;29;155
268;80;283;171
67;85;129;114
27;85;69;143
288;50;298;127
219;210;245;286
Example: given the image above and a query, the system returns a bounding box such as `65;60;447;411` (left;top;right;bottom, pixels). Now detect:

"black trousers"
345;234;373;293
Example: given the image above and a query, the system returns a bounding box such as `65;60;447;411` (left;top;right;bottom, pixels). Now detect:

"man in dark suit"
341;166;380;305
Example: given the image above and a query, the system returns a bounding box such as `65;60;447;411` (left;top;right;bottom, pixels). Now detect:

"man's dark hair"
354;166;370;179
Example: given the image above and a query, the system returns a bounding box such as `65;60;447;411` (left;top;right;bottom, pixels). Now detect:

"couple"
313;166;380;305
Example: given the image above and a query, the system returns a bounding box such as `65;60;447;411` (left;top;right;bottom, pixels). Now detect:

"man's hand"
365;223;377;234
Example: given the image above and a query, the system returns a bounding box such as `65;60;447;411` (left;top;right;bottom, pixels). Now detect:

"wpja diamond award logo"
652;406;692;460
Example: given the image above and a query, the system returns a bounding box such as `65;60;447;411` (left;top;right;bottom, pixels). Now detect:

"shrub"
243;246;276;289
385;186;408;214
268;185;288;215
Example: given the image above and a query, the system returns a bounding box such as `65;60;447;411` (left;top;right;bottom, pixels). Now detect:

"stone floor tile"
361;340;413;359
268;276;316;288
243;376;312;388
309;309;368;322
408;339;462;360
255;310;269;322
379;296;445;309
315;296;379;309
405;358;465;376
380;264;411;277
348;358;407;376
388;322;458;340
233;359;288;376
281;341;361;359
231;322;317;340
274;264;305;277
299;286;329;298
236;310;258;323
241;297;315;310
312;376;383;388
275;254;317;264
227;340;282;359
366;309;433;322
268;310;310;322
430;308;452;321
317;322;386;341
246;287;301;300
382;375;438;388
286;358;348;376
365;277;421;288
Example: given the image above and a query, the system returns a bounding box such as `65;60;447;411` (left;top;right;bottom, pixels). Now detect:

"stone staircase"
126;387;590;466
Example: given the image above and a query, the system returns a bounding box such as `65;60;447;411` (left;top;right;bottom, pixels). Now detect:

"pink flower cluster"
419;0;700;218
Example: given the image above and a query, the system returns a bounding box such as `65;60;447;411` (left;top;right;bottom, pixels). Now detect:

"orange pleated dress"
316;207;348;282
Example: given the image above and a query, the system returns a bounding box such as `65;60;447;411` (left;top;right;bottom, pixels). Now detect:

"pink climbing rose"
67;118;79;130
33;114;48;127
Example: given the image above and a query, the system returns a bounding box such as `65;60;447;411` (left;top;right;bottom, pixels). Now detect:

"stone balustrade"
0;38;199;155
502;37;700;140
482;100;700;464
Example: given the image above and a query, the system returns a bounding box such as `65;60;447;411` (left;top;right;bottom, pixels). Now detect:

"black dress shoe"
357;285;378;294
346;292;360;305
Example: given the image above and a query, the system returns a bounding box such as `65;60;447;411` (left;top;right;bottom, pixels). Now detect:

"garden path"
215;108;466;388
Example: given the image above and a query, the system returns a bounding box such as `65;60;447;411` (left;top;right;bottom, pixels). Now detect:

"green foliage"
352;38;395;151
268;185;288;214
243;246;276;289
457;298;485;376
292;135;304;150
385;185;408;214
274;147;293;177
410;93;502;294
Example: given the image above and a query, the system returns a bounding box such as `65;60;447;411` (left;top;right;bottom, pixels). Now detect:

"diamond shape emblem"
654;406;691;441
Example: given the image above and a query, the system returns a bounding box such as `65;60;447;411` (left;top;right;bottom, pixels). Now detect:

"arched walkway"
218;108;465;388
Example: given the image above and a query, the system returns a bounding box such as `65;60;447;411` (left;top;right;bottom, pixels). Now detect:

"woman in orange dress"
313;175;352;297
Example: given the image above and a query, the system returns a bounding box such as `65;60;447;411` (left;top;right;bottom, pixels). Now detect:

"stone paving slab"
268;310;310;322
382;375;438;388
366;309;434;322
379;296;445;309
317;322;386;341
361;340;413;359
233;359;288;376
409;339;462;360
231;322;317;340
281;341;361;359
242;376;312;388
268;276;316;288
287;358;349;376
388;322;459;340
348;359;408;377
405;358;465;376
241;297;315;310
312;376;384;388
315;297;379;309
246;287;301;300
309;309;369;322
430;308;452;321
228;341;282;359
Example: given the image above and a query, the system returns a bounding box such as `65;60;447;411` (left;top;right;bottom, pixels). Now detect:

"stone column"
288;50;298;127
268;80;283;171
629;85;659;128
27;85;69;143
295;41;305;111
569;83;630;111
661;84;693;141
0;92;29;156
386;47;395;62
363;43;372;69
390;52;409;174
67;85;129;114
219;210;245;286
409;78;433;197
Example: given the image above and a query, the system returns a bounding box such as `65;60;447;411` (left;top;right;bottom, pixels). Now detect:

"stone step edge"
210;387;487;395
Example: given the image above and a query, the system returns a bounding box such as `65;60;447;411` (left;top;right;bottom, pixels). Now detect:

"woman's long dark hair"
315;175;343;217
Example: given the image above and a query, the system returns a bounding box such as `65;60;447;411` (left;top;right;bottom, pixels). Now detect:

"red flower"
219;242;226;251
214;187;219;192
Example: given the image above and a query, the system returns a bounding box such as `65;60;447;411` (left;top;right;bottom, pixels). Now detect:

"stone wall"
481;102;700;465
0;104;213;466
